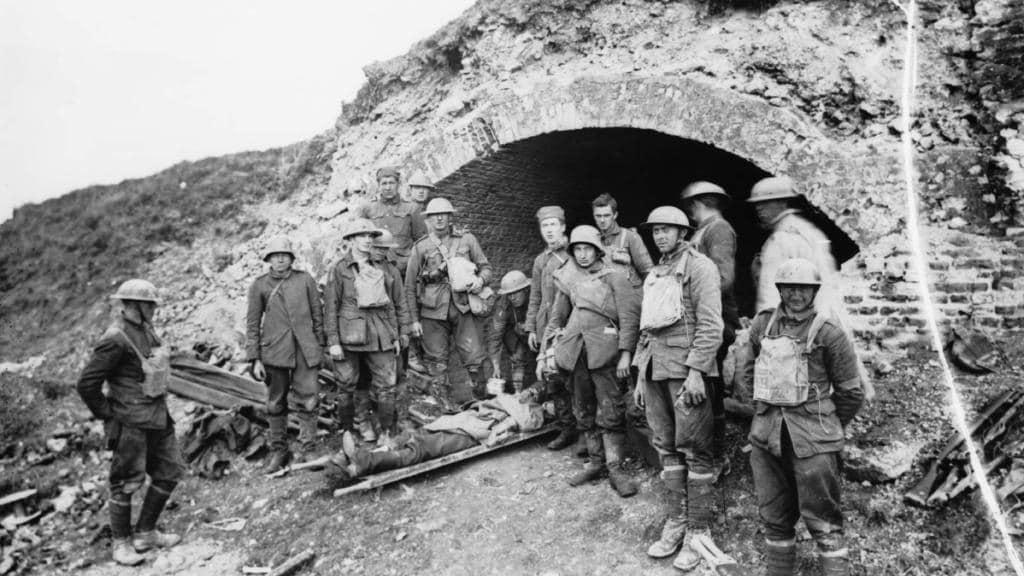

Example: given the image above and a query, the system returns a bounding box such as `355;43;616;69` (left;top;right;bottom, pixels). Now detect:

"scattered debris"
905;387;1024;507
843;440;927;484
269;549;316;576
206;517;248;531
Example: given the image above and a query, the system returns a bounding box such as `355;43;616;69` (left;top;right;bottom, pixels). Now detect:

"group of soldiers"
77;166;867;575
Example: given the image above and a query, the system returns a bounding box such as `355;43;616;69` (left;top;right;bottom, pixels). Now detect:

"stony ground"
3;345;1024;576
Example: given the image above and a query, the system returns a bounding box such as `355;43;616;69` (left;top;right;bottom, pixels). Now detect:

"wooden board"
333;424;558;497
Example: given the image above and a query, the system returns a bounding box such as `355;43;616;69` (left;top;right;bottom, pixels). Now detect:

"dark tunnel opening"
436;127;858;319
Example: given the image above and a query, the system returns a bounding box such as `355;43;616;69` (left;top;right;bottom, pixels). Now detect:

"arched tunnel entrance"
436;127;858;318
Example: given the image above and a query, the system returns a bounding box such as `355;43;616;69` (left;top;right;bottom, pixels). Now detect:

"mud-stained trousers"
265;346;320;451
642;374;715;475
335;349;399;433
749;423;845;544
568;349;627;465
420;302;487;400
108;422;185;539
359;430;478;474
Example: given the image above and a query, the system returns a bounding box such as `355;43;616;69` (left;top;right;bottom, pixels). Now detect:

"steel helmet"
422;197;456;216
568;225;604;253
110;279;160;303
372;229;399;248
498;270;531;295
343;219;384;239
262;235;296;261
641;206;691;229
407;171;435;189
681;181;730;203
774;257;822;286
748;176;799;203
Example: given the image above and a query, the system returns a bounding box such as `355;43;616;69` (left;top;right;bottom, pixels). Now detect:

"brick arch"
400;74;903;248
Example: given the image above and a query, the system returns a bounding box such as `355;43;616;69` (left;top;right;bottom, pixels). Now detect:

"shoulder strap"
112;327;149;360
764;308;782;334
805;313;828;353
267;277;287;303
617;230;628;250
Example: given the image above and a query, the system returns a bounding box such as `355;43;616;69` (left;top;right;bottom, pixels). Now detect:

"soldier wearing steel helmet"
680;181;740;479
633;206;724;571
407;170;435;234
353;167;428;275
545;225;640;498
486;270;534;394
76;279;185;566
748;175;875;404
245;235;326;472
405;197;493;407
325;220;411;442
739;257;863;576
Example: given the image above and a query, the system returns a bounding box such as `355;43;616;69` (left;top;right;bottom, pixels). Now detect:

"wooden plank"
333;424;558;498
0;489;37;508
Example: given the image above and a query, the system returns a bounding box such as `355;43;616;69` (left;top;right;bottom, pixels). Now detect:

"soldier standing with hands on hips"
76;279;185;566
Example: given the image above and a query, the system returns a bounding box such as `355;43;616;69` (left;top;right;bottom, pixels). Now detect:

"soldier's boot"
354;391;377;443
546;428;577;451
573;434;589;458
294;411;319;462
818;538;850;576
511;367;525;394
428;367;459;413
264;414;291;473
673;471;715;572
648;459;688;558
765;539;797;576
377;392;397;437
467;368;487;400
109;491;144;565
112;539;145;566
604;432;638;498
132;480;180;552
568;431;605;486
335;392;355;431
407;343;427;374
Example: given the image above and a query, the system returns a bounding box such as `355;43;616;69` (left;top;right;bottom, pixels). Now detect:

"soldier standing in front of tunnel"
405;197;494;408
245;235;326;472
325;220;411;442
353;167;427;276
740;258;863;576
407;170;434;235
546;225;640;497
488;270;533;394
77;279;185;566
633;207;724;571
747;176;875;403
591;192;655;448
680;181;741;480
523;206;580;453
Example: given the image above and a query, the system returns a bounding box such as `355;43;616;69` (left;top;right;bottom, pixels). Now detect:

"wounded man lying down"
325;393;546;485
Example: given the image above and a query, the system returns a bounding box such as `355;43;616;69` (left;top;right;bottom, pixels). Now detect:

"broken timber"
905;387;1024;507
333;424;558;498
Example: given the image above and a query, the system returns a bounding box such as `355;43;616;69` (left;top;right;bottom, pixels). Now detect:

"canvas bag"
639;251;688;331
118;328;171;398
752;310;826;406
354;263;390;309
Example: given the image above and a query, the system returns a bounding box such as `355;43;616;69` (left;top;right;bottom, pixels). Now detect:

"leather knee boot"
604;432;638;498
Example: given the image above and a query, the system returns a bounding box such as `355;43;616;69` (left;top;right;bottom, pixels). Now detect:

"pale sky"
0;0;476;223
